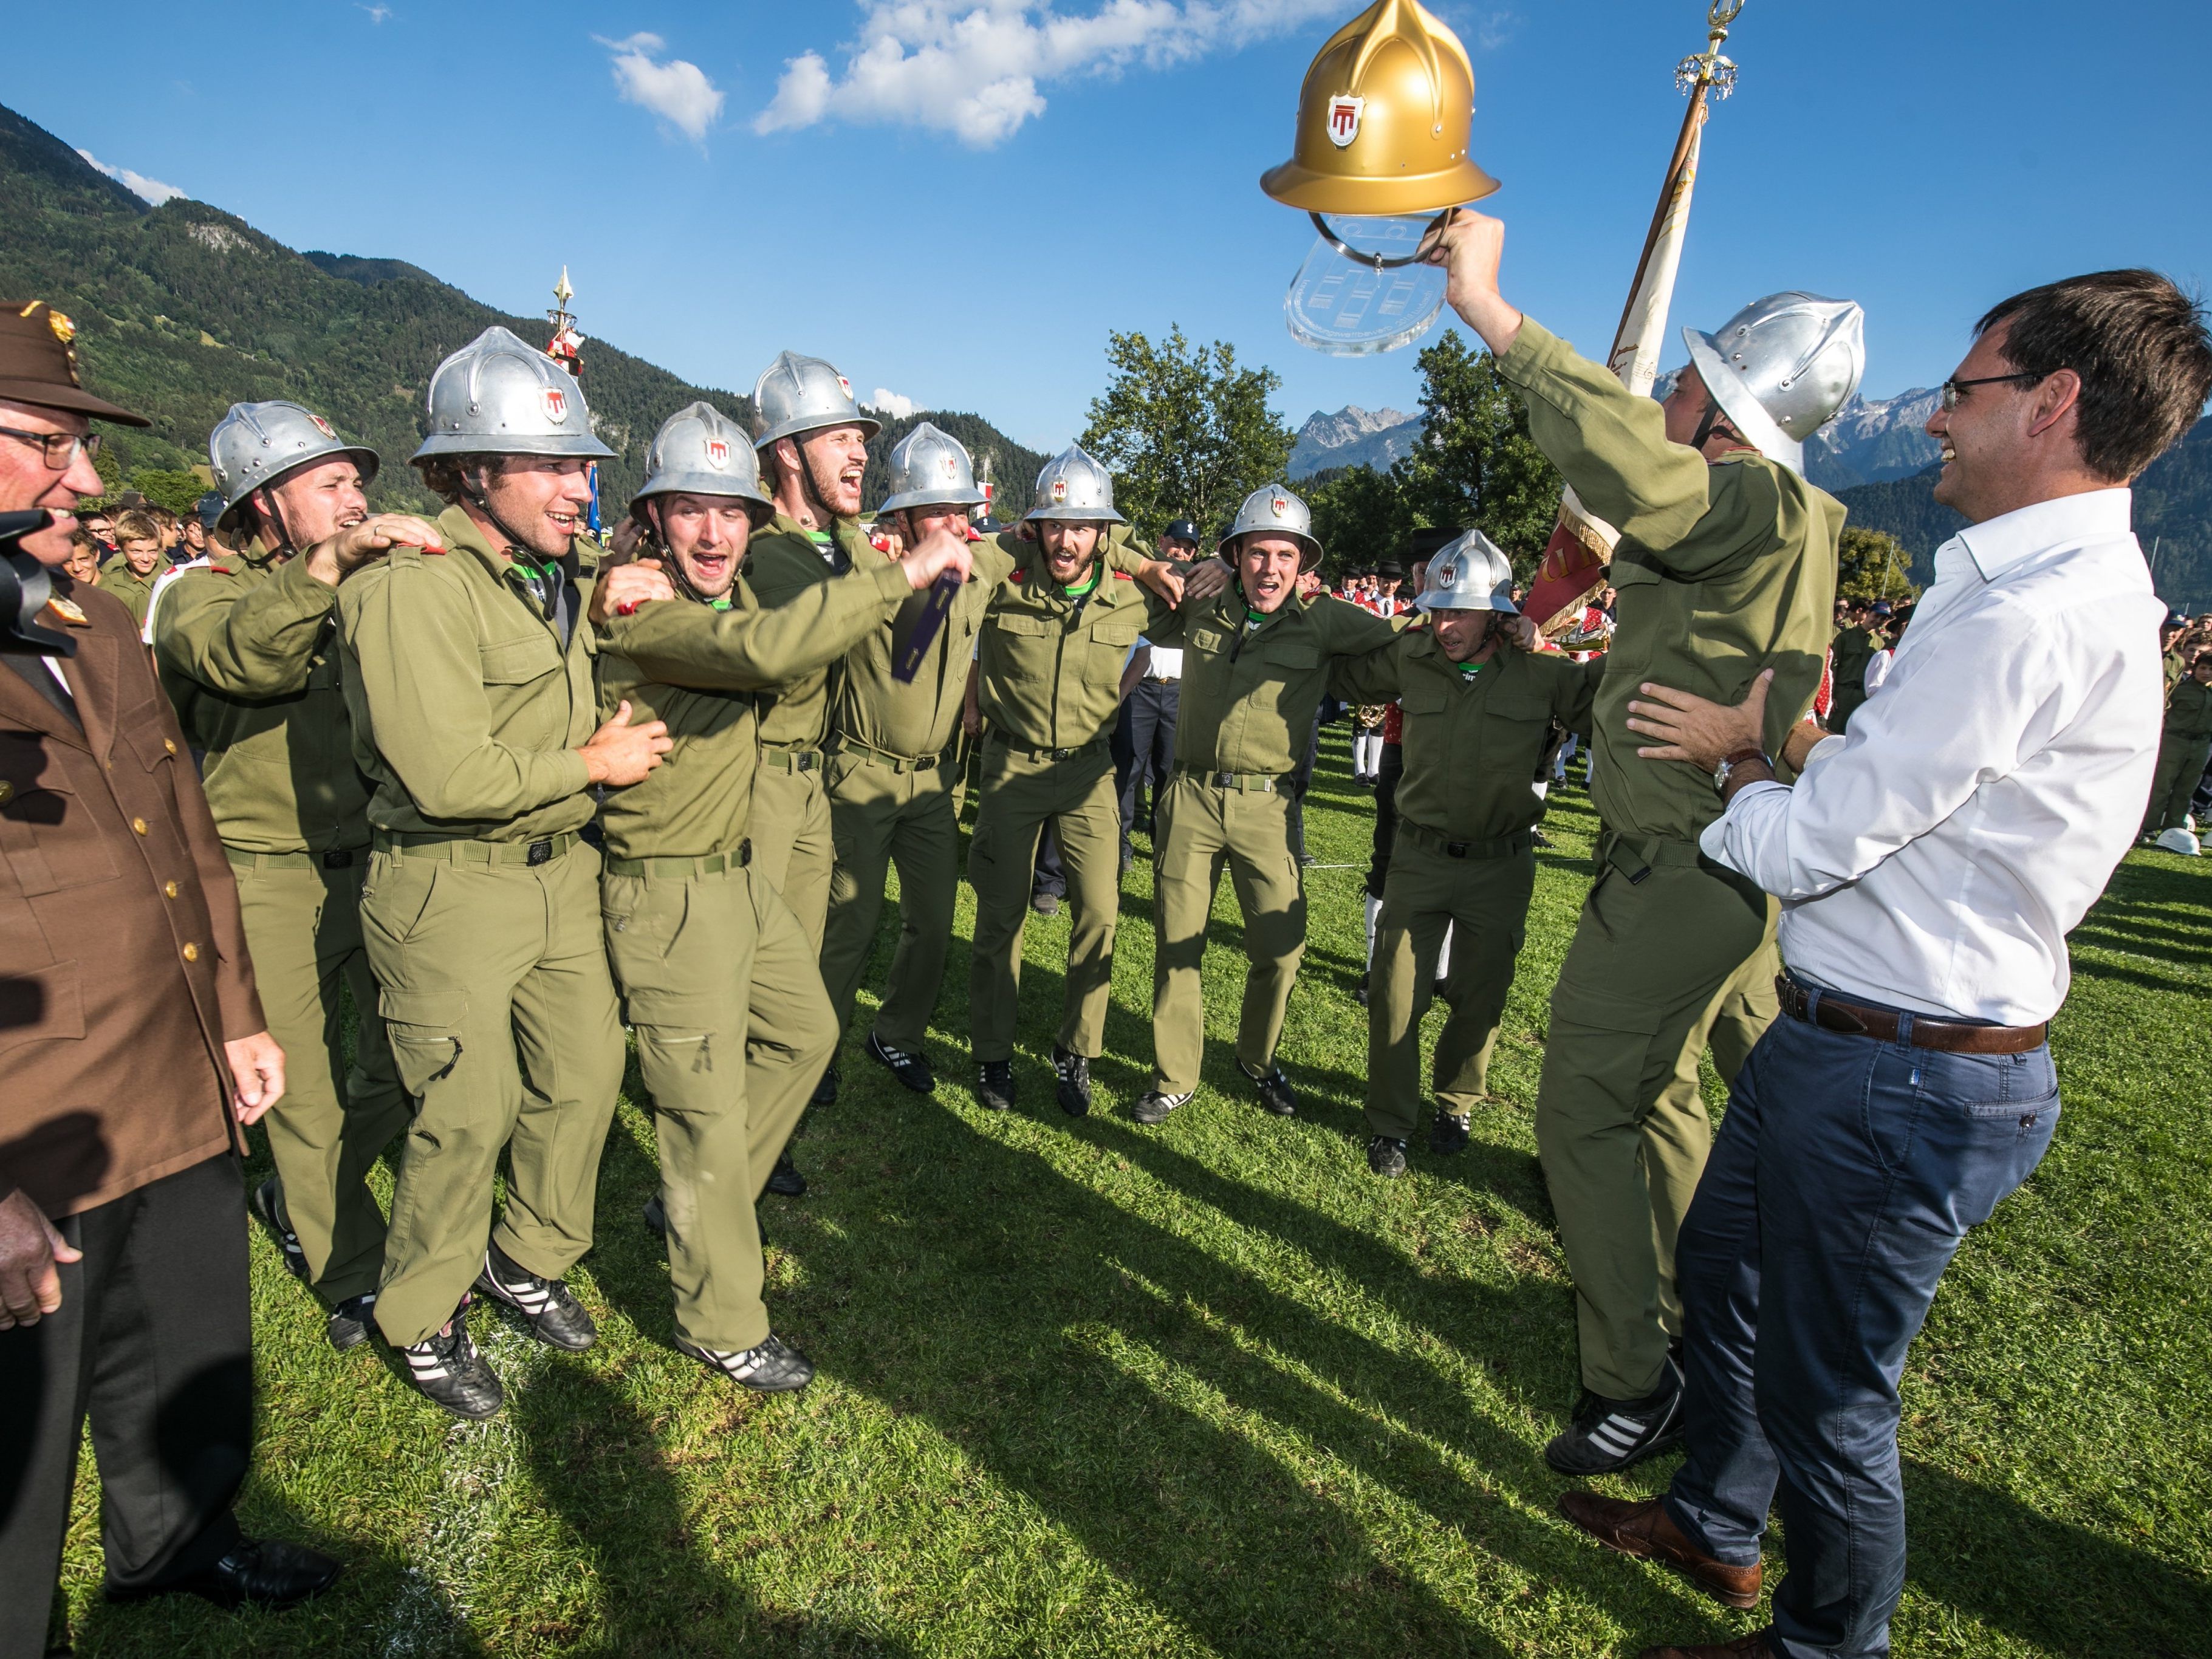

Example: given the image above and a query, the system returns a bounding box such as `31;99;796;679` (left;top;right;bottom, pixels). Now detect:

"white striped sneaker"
1544;1356;1685;1476
473;1242;598;1352
675;1333;817;1393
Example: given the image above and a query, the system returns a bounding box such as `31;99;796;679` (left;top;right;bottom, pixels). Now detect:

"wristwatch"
1712;745;1770;794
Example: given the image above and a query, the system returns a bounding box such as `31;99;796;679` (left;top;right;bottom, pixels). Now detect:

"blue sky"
8;0;2210;449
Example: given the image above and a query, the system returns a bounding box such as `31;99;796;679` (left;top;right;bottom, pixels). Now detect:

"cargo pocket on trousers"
627;987;719;1084
382;988;468;1096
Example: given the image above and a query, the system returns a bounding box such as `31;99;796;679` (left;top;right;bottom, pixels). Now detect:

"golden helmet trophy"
1263;0;1499;355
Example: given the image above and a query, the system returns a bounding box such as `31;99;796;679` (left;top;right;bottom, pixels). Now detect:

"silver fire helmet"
208;400;379;528
1221;482;1321;572
877;421;987;516
751;351;880;451
1023;445;1126;526
1414;529;1517;614
1682;293;1866;477
410;326;614;463
631;402;772;521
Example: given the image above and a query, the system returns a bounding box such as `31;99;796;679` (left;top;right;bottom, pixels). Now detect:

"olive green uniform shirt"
830;533;1003;761
1145;589;1403;776
336;504;595;841
95;561;162;629
596;559;917;861
1827;623;1882;714
1332;633;1600;841
745;515;873;753
1499;318;1845;841
2162;672;2212;739
154;539;370;854
974;556;1152;750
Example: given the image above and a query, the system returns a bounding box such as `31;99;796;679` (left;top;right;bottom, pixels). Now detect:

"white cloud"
866;388;919;419
595;32;725;143
755;0;1344;147
358;4;392;22
75;148;186;206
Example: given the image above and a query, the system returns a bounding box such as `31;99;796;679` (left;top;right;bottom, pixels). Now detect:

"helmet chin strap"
465;463;556;568
643;502;710;607
250;488;298;559
1690;397;1747;455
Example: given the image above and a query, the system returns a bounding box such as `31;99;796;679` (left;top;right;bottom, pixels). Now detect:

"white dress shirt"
1139;639;1182;680
1702;488;2163;1024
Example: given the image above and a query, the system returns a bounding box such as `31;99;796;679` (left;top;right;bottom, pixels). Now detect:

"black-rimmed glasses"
1939;371;2047;411
0;424;104;470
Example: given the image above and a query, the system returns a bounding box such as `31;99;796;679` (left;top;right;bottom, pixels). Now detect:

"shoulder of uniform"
1011;569;1029;583
1112;570;1134;582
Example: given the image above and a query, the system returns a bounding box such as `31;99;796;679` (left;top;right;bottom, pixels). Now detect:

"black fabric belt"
991;735;1106;763
1141;676;1180;686
830;737;944;773
604;840;752;879
1775;976;2047;1055
224;846;363;871
760;748;823;773
372;830;578;867
1600;831;1710;885
1174;764;1279;793
1399;819;1532;861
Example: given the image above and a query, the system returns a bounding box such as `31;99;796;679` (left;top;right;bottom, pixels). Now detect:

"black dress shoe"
106;1536;342;1610
250;1177;307;1281
1428;1109;1472;1155
642;1192;668;1235
397;1319;504;1420
1031;891;1060;916
676;1332;816;1392
1133;1089;1191;1125
1053;1045;1092;1116
327;1291;377;1352
765;1153;807;1197
976;1059;1016;1111
474;1241;597;1351
1368;1135;1408;1178
1532;829;1555;848
868;1031;936;1093
1240;1061;1298;1117
811;1064;840;1106
1355;969;1370;1008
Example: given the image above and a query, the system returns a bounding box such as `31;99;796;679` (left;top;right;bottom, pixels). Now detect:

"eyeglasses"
1939;371;2047;411
0;423;104;470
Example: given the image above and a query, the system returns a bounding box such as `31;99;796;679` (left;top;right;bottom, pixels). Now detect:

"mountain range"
0;101;1043;522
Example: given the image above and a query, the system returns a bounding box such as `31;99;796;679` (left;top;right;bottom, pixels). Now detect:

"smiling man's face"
1237;535;1304;614
653;493;756;600
478;456;594;559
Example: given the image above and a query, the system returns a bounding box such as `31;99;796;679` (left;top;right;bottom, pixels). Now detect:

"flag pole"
1524;0;1744;632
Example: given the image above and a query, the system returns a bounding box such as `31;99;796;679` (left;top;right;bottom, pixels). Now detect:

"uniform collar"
435;503;572;583
1948;487;2132;584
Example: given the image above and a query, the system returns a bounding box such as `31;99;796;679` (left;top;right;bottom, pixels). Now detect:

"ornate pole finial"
1677;0;1744;98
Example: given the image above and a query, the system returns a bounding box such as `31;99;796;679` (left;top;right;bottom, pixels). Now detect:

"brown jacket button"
164;738;177;754
0;780;12;804
132;817;148;835
164;881;179;898
181;942;199;962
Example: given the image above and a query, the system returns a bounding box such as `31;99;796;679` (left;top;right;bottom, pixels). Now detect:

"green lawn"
54;727;2212;1657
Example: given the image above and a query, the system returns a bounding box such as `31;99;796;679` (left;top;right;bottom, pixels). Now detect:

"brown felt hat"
0;300;149;426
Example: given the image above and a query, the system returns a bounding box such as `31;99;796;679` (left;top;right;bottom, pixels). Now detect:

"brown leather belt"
1773;976;2046;1055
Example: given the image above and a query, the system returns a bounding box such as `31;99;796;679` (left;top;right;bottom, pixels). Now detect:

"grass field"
52;725;2212;1657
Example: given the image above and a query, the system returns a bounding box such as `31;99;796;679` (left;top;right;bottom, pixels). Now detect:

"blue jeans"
1663;977;2060;1657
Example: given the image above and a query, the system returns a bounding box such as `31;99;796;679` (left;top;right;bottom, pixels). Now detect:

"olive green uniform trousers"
360;836;625;1347
1365;829;1536;1141
230;852;408;1305
820;748;960;1053
1533;832;1770;1401
967;737;1120;1063
604;858;835;1353
1149;770;1307;1095
2142;733;2211;836
750;754;834;951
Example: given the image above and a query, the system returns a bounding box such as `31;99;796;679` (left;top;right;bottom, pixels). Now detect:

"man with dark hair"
1569;267;2212;1659
1825;597;1881;733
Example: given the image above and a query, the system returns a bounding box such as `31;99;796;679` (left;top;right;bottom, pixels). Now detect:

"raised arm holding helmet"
335;327;668;1421
1328;533;1597;1180
1132;484;1405;1127
1426;208;1858;1476
151;402;437;1355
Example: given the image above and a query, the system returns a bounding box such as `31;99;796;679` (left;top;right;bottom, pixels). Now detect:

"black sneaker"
1532;829;1555;848
1053;1046;1092;1117
976;1059;1016;1112
765;1153;806;1197
1240;1061;1298;1117
327;1291;377;1352
1543;1359;1685;1476
642;1192;668;1235
811;1064;840;1106
868;1031;936;1093
1368;1135;1408;1178
250;1177;307;1281
1031;892;1060;916
397;1318;504;1420
1428;1109;1472;1155
676;1332;816;1393
1355;969;1370;1008
1133;1089;1191;1126
474;1241;597;1352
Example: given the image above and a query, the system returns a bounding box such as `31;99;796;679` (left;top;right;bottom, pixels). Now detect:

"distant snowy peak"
1289;404;1423;477
1804;388;1942;490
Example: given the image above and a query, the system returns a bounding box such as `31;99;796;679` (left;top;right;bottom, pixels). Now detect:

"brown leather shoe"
1635;1633;1775;1659
1556;1491;1762;1610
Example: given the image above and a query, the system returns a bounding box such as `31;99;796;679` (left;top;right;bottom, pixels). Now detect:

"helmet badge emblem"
705;437;730;470
941;456;957;479
1270;494;1289;517
1438;561;1457;584
1324;95;1363;148
1051;478;1068;502
543;386;569;423
308;413;335;438
837;375;854;400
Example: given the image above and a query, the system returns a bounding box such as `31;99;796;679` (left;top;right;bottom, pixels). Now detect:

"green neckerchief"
1064;566;1102;600
1243;605;1270;632
1455;656;1491;680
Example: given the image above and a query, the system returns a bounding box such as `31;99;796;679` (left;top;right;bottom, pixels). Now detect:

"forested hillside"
0;102;1041;519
